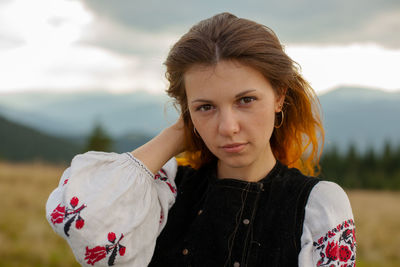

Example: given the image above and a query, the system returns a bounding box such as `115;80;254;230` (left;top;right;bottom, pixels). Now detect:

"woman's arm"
298;181;356;266
131;117;185;175
46;118;185;266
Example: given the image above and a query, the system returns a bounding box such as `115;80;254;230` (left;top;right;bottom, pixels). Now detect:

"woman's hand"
167;116;186;154
131;116;185;175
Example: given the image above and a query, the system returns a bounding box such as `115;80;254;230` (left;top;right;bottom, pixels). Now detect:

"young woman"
46;12;356;267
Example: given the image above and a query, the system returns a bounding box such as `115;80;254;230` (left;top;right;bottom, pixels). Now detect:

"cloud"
286;44;400;93
0;41;166;93
80;0;400;50
0;0;398;94
352;9;400;48
78;15;179;57
0;33;25;50
0;0;167;93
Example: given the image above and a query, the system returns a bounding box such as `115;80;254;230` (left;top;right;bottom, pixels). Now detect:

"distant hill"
114;132;153;153
65;132;153;154
0;113;153;162
0;86;399;155
0;90;178;137
0;115;80;163
319;86;400;152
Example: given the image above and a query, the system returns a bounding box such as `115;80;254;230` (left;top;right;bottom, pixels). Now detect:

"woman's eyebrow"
235;89;256;98
191;89;257;104
191;98;213;104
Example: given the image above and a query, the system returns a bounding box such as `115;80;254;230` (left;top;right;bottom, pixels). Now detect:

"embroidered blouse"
46;151;356;266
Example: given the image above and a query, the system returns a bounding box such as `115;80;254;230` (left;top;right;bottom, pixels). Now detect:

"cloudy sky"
0;0;399;95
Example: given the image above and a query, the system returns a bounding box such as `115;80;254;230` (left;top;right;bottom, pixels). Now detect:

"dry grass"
0;160;399;266
0;161;79;267
348;190;400;267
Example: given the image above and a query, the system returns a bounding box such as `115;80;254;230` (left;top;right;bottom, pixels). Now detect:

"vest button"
243;219;250;225
197;209;203;215
259;183;264;191
182;248;189;255
233;261;240;267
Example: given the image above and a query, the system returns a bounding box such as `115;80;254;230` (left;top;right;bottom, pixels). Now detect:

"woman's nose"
218;109;240;136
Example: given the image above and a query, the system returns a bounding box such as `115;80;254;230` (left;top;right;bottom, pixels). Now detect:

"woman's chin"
218;155;253;170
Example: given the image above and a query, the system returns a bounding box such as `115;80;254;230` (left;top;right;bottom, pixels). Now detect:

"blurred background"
0;0;399;266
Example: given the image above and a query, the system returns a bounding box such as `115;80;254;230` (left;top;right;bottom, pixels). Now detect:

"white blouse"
46;151;356;266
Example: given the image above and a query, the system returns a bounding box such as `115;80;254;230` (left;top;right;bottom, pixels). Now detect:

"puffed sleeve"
298;181;356;267
45;151;178;267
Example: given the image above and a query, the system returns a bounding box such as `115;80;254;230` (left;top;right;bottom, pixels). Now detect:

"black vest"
149;160;320;267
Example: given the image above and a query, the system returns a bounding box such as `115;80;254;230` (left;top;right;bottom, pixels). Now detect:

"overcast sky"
0;0;399;95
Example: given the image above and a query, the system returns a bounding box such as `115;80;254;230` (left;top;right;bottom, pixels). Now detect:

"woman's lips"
221;143;248;153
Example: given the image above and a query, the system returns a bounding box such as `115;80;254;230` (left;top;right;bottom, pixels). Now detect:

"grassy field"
348;190;400;266
0;160;399;266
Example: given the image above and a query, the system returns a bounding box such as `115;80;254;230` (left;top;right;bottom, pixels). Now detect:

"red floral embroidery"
108;232;116;243
314;219;356;266
75;217;85;229
325;241;339;261
339;245;352;262
160;209;164;224
352;228;357;243
63;179;69;186
85;246;107;265
51;204;65;224
85;232;126;266
50;196;86;236
328;230;336;238
166;182;177;194
70;196;78;207
155;169;177;195
119;245;126;256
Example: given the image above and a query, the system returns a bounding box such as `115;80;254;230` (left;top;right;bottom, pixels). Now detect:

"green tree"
84;123;113;152
342;143;361;188
320;140;400;190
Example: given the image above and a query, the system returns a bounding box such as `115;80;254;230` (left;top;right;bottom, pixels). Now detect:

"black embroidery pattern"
50;196;86;237
126;152;154;178
85;232;126;266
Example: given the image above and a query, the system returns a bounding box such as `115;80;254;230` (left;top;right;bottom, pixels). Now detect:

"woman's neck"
217;154;277;182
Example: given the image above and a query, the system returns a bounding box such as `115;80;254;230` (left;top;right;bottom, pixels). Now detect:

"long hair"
165;12;324;176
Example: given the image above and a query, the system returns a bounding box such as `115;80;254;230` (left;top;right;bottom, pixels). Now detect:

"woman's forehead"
184;60;273;99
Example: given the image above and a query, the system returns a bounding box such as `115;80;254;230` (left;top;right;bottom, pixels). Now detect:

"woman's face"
185;60;284;173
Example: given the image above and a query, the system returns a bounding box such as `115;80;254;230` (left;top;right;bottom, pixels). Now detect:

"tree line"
319;141;400;190
3;113;399;190
86;124;400;190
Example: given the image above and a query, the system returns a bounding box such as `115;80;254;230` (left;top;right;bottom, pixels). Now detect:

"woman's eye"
196;104;214;112
238;96;256;105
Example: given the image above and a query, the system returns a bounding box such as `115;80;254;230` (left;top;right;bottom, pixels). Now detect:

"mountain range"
0;114;80;163
0;90;177;137
319;86;400;152
0;86;399;162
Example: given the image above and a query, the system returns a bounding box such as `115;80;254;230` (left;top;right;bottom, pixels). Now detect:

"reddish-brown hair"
165;12;324;176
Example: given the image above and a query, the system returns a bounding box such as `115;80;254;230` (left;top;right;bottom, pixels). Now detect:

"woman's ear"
275;88;287;112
